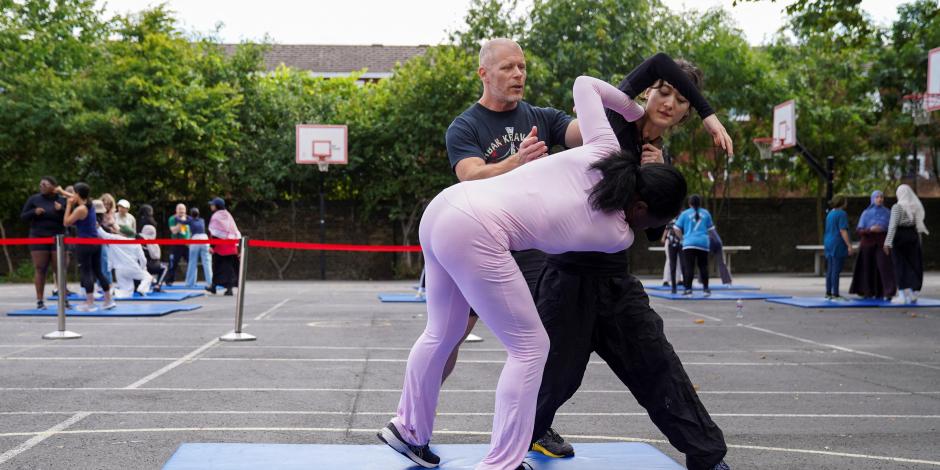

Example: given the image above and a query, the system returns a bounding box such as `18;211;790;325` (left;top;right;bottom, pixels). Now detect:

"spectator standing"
20;176;68;309
823;195;856;300
114;199;136;237
207;198;240;296
165;203;190;286
849;190;895;300
184;207;212;288
885;184;928;304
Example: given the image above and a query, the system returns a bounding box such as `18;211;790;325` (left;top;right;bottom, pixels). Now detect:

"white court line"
1;386;938;395
0;412;90;466
0;426;935;466
742;324;940;371
657;303;724;322
123;338;221;389
253;298;290;321
3;356;928;367
0;345;40;359
2;410;939;419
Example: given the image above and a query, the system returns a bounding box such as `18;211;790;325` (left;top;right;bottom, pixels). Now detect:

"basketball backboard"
927;47;940;112
296;124;348;166
772;100;796;151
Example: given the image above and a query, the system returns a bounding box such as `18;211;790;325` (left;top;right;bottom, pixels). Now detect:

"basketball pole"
319;169;326;280
793;141;834;203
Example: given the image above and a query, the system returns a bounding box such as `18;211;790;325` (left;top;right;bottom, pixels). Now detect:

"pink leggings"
392;195;549;470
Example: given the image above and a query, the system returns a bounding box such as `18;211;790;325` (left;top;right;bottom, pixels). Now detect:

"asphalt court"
1;275;939;469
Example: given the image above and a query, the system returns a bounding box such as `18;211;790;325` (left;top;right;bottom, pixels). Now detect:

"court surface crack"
345;317;377;438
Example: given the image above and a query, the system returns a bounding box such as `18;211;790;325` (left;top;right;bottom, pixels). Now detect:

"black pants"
164;245;189;284
212;253;238;289
892;226;923;291
76;244;110;293
667;242;682;292
533;267;726;470
682;248;709;291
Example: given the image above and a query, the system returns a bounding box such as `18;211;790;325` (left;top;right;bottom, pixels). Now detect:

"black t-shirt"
549;52;714;273
20;193;67;237
445;101;573;169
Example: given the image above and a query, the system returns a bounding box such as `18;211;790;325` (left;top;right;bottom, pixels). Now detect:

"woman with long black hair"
60;183;115;312
20;176;68;309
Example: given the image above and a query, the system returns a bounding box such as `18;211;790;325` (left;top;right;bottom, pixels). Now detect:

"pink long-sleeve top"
439;76;645;254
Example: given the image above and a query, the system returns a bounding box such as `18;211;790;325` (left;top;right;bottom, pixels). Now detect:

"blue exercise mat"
378;293;427;303
766;297;940;309
8;304;201;317
644;283;760;291
648;291;791;301
49;291;204;302
162;442;683;470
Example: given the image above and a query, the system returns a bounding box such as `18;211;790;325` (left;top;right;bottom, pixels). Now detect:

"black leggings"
892;226;923;291
77;244;110;293
666;243;682;291
682;248;709;290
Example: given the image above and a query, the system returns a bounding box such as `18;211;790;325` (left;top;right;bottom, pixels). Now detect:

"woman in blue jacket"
824;195;856;300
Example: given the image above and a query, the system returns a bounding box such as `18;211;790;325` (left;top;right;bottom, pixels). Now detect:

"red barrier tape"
248;239;422;252
62;237;238;246
0;237;422;252
0;237;55;246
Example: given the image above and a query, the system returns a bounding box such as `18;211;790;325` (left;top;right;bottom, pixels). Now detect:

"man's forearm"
460;156;521;181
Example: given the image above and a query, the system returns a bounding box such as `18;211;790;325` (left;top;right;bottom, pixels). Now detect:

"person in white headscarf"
97;227;152;296
884;184;929;303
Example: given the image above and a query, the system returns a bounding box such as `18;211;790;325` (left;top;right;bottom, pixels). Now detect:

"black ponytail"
589;149;687;220
689;194;702;222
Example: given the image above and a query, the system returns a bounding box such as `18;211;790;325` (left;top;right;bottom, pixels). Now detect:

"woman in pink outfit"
379;76;689;470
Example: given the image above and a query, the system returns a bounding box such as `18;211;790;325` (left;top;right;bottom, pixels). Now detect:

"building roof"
220;44;428;79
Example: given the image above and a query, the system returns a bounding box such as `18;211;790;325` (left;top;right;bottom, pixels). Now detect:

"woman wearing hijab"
207;197;240;296
849;191;896;300
885;185;929;304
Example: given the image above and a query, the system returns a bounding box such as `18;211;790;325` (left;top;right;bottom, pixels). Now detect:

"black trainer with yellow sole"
530;427;574;458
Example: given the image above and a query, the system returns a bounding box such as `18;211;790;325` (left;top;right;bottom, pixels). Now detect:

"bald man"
442;38;581;459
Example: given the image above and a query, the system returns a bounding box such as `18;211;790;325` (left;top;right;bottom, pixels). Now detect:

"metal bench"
648;245;751;274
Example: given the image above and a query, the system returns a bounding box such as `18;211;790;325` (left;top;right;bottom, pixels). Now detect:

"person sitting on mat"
97;226;153;297
379;74;688;470
140;225;168;292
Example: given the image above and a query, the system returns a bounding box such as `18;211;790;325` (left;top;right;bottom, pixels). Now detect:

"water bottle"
735;299;744;319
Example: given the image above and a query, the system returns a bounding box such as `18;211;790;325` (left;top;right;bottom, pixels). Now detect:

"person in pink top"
378;76;688;470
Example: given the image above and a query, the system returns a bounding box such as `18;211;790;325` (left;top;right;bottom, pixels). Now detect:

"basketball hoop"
316;157;329;173
752;137;776;160
903;93;938;126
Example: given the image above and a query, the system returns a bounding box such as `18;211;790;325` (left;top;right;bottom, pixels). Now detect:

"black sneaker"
205;286;217;295
224;289;234;296
377;422;440;468
683;289;693;296
531;427;574;458
713;461;731;470
37;300;45;310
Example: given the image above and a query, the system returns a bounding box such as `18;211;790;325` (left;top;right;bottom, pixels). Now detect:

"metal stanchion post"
220;236;256;341
44;235;81;340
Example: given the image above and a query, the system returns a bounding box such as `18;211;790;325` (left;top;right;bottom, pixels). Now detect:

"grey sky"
98;0;907;46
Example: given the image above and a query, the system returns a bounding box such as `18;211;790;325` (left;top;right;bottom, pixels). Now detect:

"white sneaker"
891;294;908;305
102;301;117;310
75;304;98;313
911;291;920;304
464;333;484;343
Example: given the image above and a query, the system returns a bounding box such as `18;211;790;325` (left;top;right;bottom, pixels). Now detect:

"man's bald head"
478;38;523;69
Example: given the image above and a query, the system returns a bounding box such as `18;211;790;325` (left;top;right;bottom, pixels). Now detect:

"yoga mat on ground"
643;283;760;291
162;442;683;470
766;297;940;309
8;304;201;317
378;293;427;303
49;291;204;302
648;291;791;301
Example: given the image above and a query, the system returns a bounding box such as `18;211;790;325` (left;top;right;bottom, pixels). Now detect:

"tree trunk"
0;220;13;275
